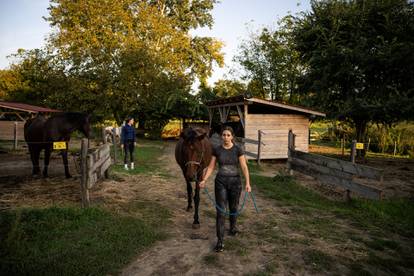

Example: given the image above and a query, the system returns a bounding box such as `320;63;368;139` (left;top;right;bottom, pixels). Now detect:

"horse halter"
184;150;204;168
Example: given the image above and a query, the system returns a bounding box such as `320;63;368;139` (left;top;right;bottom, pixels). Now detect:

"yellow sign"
356;143;364;150
53;142;67;150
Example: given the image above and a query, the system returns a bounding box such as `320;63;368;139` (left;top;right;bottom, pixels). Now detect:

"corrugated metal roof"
205;96;326;117
0;101;61;113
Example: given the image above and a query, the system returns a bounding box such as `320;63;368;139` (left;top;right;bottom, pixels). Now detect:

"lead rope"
202;187;260;216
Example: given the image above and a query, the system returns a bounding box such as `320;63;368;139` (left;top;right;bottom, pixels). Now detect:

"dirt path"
121;142;291;275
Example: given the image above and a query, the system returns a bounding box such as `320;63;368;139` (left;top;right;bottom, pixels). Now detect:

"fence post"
102;128;107;144
367;138;370;153
341;136;345;158
112;128;117;165
287;130;296;175
257;130;262;165
350;140;356;163
393;141;397;156
13;122;18;150
80;138;90;207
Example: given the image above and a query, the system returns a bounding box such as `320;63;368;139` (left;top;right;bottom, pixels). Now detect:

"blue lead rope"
203;187;260;216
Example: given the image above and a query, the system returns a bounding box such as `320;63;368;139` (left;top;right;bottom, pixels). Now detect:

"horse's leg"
192;183;200;228
43;146;51;178
31;145;41;175
186;180;193;211
62;148;71;178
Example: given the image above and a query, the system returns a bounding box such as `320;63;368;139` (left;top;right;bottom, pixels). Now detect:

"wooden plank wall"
86;143;111;189
245;114;309;159
0;121;25;140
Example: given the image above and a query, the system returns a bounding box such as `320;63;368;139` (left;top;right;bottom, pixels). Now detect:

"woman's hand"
245;183;251;193
199;180;206;189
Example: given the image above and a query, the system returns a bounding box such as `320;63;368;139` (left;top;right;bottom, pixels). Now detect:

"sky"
0;0;311;84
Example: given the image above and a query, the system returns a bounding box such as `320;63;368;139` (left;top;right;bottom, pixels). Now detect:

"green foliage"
212;79;247;98
311;120;414;156
294;0;414;139
3;0;223;134
0;205;169;276
236;16;303;102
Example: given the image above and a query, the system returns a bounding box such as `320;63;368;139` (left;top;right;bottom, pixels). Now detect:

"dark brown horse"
24;112;90;178
175;127;212;228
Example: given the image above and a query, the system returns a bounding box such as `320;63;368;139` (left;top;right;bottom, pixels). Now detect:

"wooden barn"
0;101;60;142
206;95;326;160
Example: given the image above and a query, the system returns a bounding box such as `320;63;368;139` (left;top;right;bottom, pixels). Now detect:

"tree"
212;79;247;98
235;16;304;102
43;0;223;127
294;0;414;141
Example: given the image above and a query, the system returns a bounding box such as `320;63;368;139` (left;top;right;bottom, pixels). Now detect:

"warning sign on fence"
53;141;67;150
356;143;364;150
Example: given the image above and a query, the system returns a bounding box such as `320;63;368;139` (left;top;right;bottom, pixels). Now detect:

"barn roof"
205;95;326;117
0;101;61;113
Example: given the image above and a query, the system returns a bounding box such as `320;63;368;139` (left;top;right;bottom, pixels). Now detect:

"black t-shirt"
212;144;245;176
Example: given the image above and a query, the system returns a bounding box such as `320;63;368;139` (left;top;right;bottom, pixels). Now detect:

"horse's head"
181;127;207;182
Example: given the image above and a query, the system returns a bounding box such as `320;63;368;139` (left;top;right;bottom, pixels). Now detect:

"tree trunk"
355;119;367;157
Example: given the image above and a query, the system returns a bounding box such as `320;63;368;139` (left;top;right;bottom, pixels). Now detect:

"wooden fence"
0;121;25;149
80;138;111;207
211;130;266;164
287;130;383;200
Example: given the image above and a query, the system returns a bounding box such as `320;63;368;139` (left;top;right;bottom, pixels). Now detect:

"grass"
252;173;414;237
0;138;172;276
0;205;170;276
203;253;220;266
112;140;169;176
251;173;414;273
302;249;334;272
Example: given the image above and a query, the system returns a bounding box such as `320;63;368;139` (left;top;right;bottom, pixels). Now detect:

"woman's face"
221;130;233;144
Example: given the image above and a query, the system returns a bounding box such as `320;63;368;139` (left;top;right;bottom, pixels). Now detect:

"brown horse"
24;112;90;178
175;127;212;228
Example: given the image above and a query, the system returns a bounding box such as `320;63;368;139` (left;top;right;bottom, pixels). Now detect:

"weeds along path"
121;141;414;275
121;141;288;275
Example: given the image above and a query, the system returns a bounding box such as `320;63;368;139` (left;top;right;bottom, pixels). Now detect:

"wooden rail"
80;138;111;207
287;130;383;200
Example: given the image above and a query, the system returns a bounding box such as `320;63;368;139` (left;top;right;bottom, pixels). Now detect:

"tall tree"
235;16;303;102
9;0;224;127
294;0;414;141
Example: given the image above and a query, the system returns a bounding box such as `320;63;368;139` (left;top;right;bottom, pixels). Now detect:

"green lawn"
250;173;414;274
0;139;171;276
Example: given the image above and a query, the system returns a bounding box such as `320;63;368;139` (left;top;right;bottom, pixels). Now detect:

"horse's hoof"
65;174;72;179
192;223;200;229
186;206;193;212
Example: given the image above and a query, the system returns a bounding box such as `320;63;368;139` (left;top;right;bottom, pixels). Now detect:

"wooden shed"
0;101;60;141
206;95;326;160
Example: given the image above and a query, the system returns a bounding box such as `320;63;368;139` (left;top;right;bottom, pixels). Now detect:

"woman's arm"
239;155;251;192
199;156;216;188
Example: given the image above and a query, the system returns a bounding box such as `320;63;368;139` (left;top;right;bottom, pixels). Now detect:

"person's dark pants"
123;139;135;164
215;175;242;242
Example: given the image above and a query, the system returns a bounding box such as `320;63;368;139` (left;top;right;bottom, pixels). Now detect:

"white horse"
104;126;121;143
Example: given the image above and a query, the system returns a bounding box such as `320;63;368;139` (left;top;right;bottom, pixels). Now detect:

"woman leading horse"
199;126;251;252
